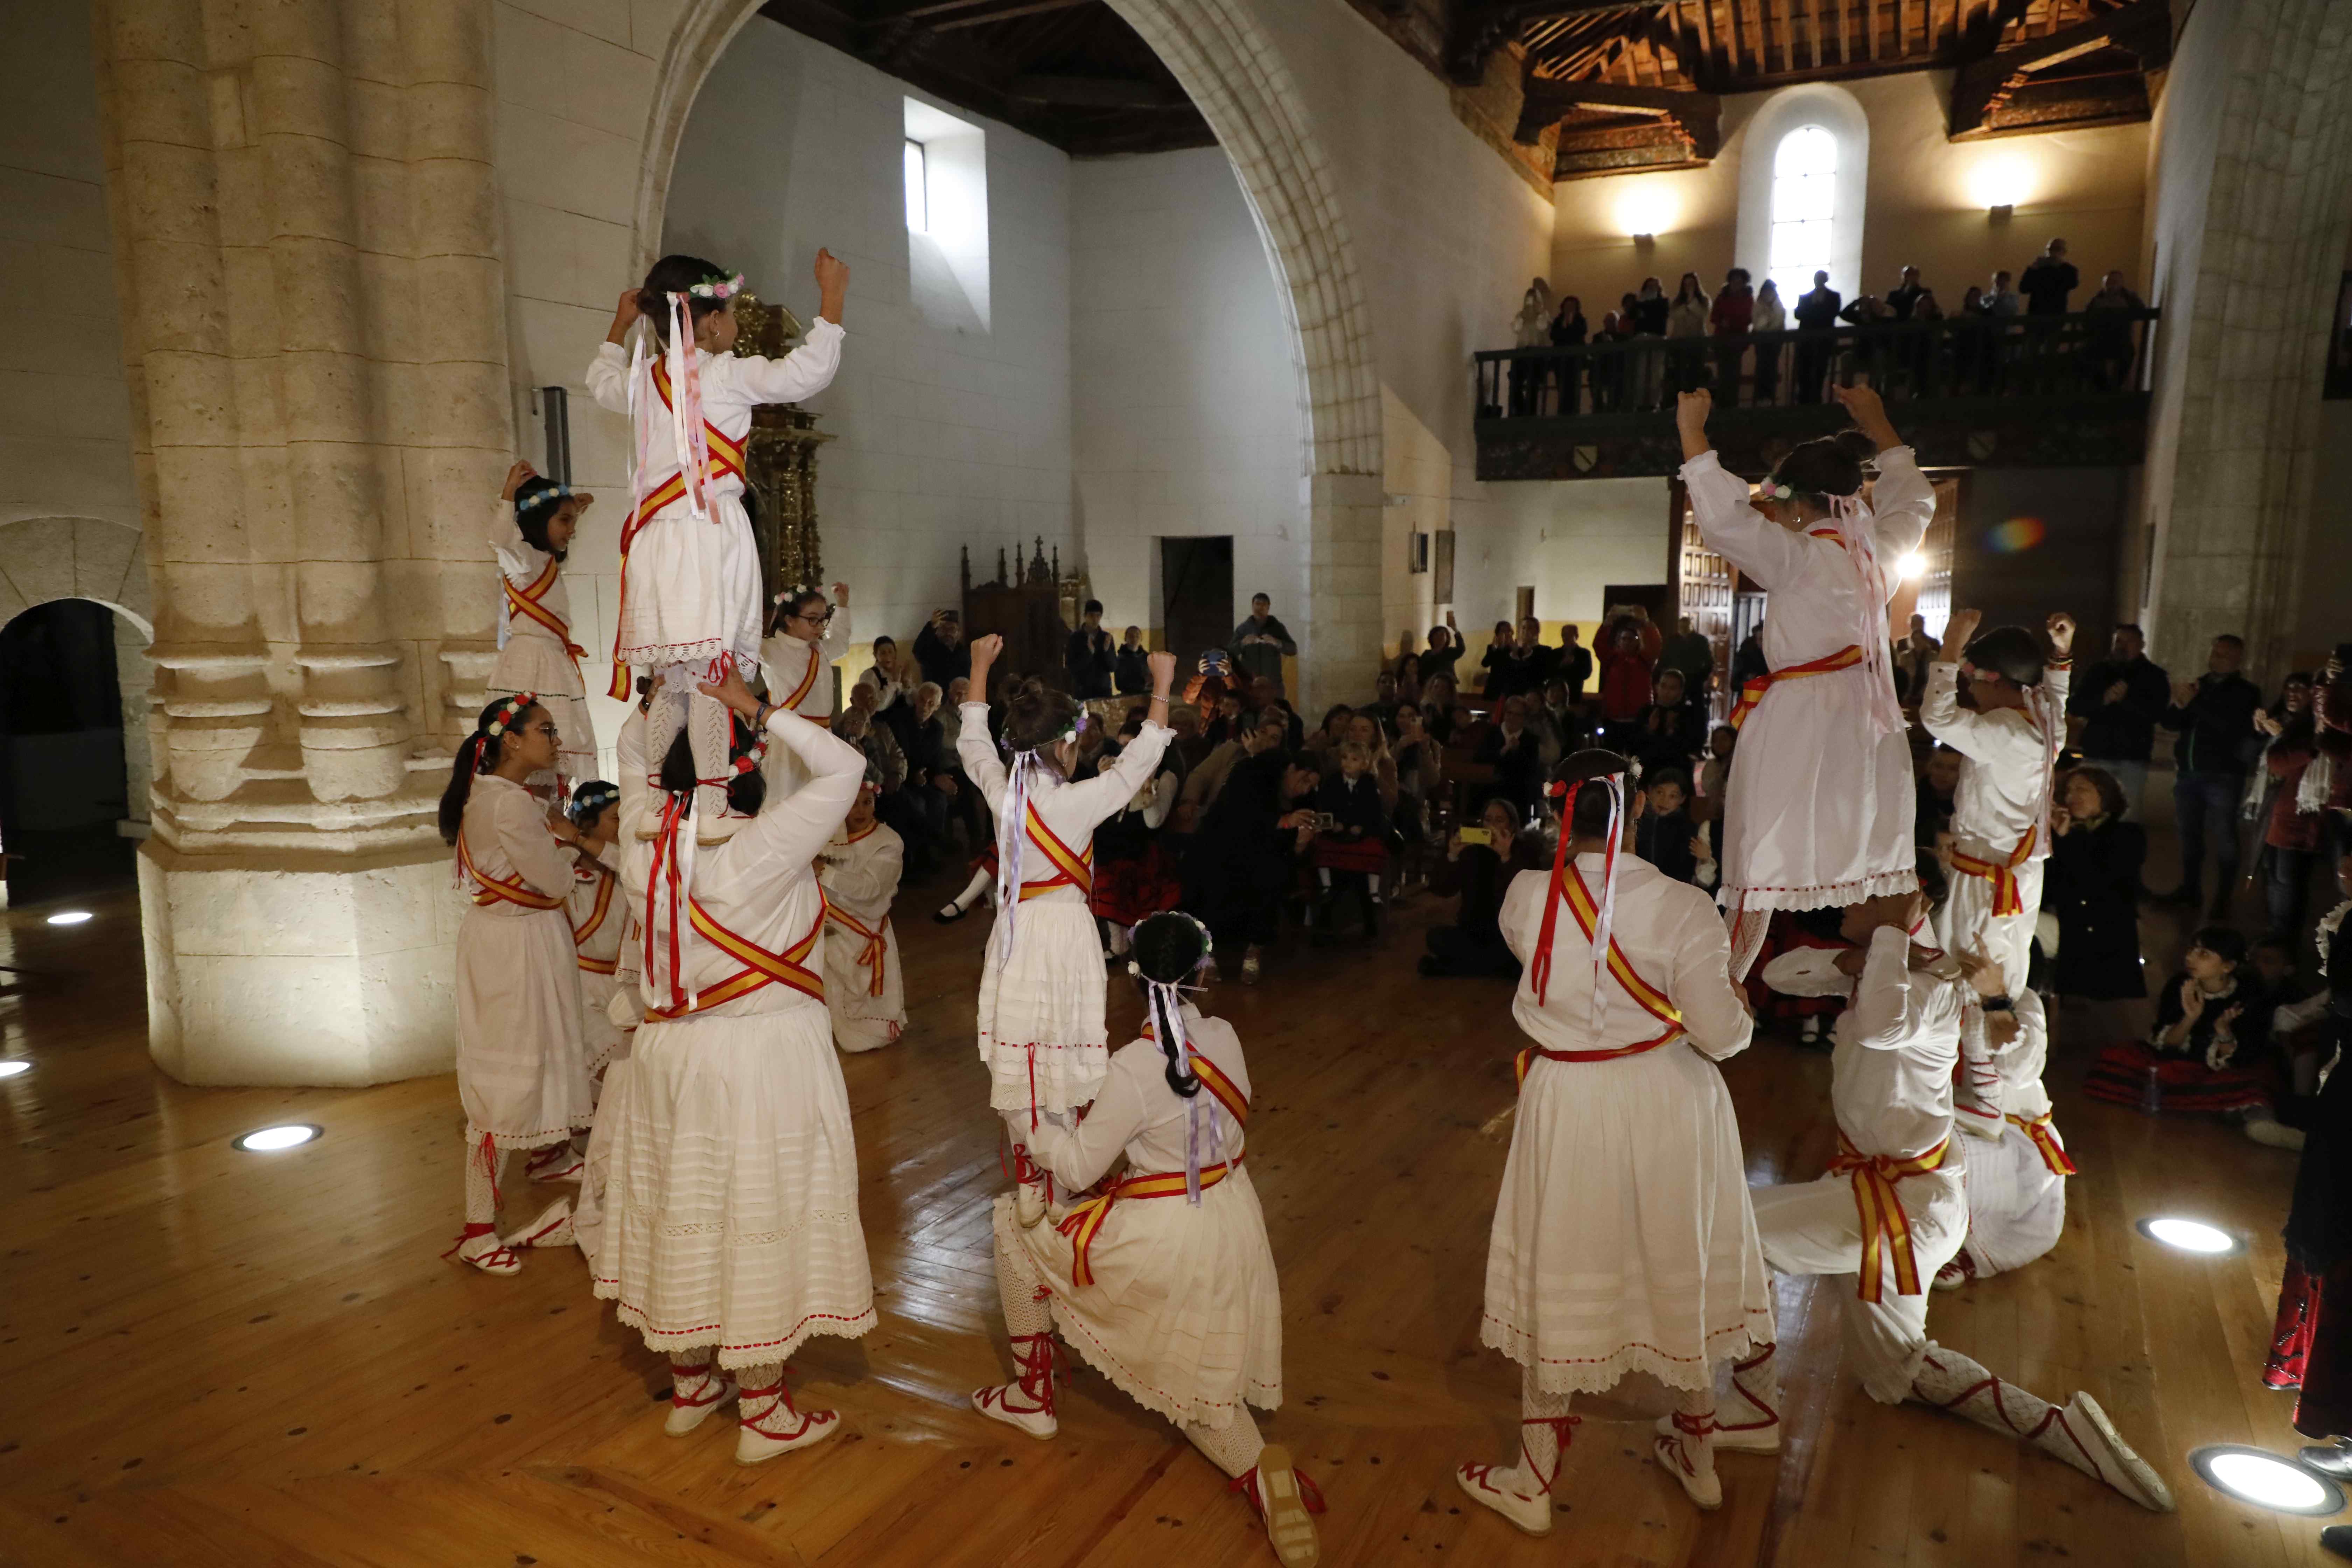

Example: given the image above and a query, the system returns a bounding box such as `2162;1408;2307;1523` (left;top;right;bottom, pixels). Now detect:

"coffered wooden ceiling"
755;0;1216;156
754;0;2168;176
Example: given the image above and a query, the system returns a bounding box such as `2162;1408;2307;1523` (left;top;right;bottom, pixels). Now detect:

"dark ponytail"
1769;428;1876;509
1131;911;1212;1099
637;253;734;346
656;714;769;819
440;695;543;845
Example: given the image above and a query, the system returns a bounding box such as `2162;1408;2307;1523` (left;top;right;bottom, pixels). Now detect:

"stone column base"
139;839;458;1087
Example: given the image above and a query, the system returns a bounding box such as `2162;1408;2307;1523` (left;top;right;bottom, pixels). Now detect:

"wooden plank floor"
0;867;2337;1567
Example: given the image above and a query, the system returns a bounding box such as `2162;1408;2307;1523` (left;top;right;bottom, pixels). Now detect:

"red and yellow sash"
1951;824;2037;917
1828;1132;1952;1302
1057;1154;1244;1287
1020;806;1094;900
457;831;563;912
607;357;751;698
572;868;617;974
1140;1026;1253;1131
825;902;891;997
1727;643;1866;731
504;555;584;671
1517;864;1684;1087
643;896;826;1020
2005;1109;2076;1176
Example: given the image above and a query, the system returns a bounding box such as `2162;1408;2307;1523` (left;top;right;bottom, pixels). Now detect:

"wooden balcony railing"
1472;308;2160;481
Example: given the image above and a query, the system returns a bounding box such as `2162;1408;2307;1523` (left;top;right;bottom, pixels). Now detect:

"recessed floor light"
2135;1216;2242;1255
2190;1445;2344;1515
233;1124;322;1153
0;1060;28;1079
45;910;92;926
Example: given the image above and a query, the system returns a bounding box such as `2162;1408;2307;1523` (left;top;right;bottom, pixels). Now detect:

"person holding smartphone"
1420;798;1543;978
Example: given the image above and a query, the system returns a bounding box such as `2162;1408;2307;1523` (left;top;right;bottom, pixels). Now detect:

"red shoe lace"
1521;1413;1582;1493
670;1363;730;1410
1721;1342;1780;1432
439;1221;517;1269
739;1374;828;1441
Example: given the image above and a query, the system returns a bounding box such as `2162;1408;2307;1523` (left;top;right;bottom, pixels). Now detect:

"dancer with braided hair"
437;695;596;1274
1676;384;1936;977
592;664;873;1465
971;910;1316;1566
957;635;1178;1225
1743;873;2172;1510
1458;749;1771;1535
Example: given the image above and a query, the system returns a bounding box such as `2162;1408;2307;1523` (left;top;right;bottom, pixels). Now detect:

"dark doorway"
0;600;134;904
1159;536;1233;671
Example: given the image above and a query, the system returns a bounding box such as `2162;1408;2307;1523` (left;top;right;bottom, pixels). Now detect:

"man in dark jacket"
1555;624;1595;702
1793;270;1842;403
1230;593;1298;698
2160;633;2262;916
912;610;970;689
2067;622;2170;816
1066;599;1115;698
1473;694;1546;811
1489;616;1558;703
1182;747;1321;983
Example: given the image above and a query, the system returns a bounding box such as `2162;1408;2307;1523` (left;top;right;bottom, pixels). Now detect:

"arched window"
1768;125;1837;302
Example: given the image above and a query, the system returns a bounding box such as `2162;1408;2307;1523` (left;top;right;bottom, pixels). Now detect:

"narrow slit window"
1768;125;1837;301
903;138;927;233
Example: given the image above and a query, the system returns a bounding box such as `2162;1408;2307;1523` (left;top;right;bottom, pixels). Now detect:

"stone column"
98;0;512;1086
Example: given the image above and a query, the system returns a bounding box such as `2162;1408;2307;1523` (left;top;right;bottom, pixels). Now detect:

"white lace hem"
591;1288;877;1371
1050;1303;1281;1429
1717;865;1920;916
1479;1307;1777;1395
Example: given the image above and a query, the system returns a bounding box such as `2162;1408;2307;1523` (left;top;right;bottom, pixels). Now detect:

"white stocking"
688;678;733;824
1723;1340;1779;1439
993;1203;1055;1340
1183;1408;1267;1479
948;867;992;913
463;1131;510;1226
1910;1345;2080;1471
1726;903;1769;981
1474;1371;1575;1498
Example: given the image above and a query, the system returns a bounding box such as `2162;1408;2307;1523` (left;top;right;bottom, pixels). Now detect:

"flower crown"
730;715;771;777
687;271;746;300
1754;479;1794;502
472;692;539;772
517;483;575;515
570;782;620;821
1123;910;1216;979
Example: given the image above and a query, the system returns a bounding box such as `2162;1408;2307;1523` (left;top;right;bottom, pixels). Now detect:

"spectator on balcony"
1751;278;1786;405
1837;292;1892;387
1632;277;1670;407
1549;294;1586;415
2069;622;2171;817
1887;265;1928;320
1667;272;1710;398
1710;267;1754;402
1556;623;1594;702
1418;622;1464;685
1985;269;2022;317
1510;278;1552;416
2086;270;2148;391
1954;285;1991;391
1793;270;1841;404
1598;299;1637;411
2020;238;2078;315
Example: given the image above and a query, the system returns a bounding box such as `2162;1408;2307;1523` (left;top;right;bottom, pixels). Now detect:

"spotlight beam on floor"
233;1124;322;1153
2190;1445;2345;1516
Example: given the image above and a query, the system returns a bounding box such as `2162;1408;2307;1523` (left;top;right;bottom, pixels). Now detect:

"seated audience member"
1391;629;1420;681
1697;724;1735;823
1182;747;1323;984
1182;714;1288;824
2085;926;2276;1122
2046;767;2147;1014
1916;744;1962;848
1474;694;1546;811
900;681;958;851
1529;678;1582;767
1114;626;1152;696
1395;662;1424;713
1628;667;1708;775
1392;705;1443;886
1306;704;1357;766
1361;670;1404;734
1633;769;1712;887
1312;740;1390;941
1203;689;1244;747
1090;715;1184;958
1419;797;1545;978
1478;620;1517;696
1423;674;1462;743
912;609;971;689
1344;713;1401;816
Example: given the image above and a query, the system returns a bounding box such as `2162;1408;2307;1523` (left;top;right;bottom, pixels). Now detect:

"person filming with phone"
1420;796;1546;978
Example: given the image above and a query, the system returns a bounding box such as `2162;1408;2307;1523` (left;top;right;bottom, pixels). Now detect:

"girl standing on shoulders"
489;462;598;794
958;636;1179;1225
439;695;596;1274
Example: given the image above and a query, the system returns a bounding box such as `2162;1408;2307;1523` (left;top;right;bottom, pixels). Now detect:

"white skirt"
488;632;597;788
579;964;626;1077
455;905;594;1149
1003;1168;1283;1430
1482;1045;1775;1393
592;1001;877;1369
977;899;1110;1114
616;492;764;674
824;917;904;1053
1961;1122;2067;1278
1718;669;1917;913
572;1052;630;1270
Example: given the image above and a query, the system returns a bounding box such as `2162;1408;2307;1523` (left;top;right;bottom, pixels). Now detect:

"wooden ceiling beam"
1516;72;1721;155
1445;0;1675;83
1951;0;2170;133
1004;73;1189;108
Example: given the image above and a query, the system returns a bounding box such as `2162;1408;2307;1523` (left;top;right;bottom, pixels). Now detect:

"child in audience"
1311;740;1389;941
1633;769;1709;885
2084;926;2276;1119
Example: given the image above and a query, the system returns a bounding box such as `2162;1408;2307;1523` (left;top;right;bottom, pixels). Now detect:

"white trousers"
1936;860;2042;998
